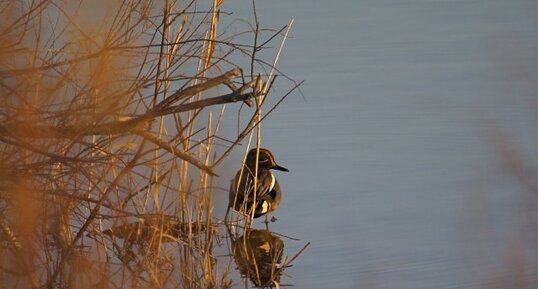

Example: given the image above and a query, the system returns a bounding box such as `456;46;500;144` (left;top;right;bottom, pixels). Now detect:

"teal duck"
229;148;288;219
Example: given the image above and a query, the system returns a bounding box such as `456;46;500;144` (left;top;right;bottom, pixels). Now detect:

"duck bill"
273;164;289;172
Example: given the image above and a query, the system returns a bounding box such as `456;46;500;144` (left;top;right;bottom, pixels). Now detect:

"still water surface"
216;0;538;288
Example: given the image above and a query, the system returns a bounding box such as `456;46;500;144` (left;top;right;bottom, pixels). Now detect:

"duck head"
245;148;289;172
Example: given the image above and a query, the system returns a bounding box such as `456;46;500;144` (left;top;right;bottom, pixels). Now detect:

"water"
216;0;538;288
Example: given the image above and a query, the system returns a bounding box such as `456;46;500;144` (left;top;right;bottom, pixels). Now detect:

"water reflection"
98;214;308;288
230;228;285;288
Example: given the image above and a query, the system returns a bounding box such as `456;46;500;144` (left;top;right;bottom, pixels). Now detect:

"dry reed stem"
0;0;304;288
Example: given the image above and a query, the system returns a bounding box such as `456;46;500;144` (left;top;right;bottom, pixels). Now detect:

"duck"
228;148;288;219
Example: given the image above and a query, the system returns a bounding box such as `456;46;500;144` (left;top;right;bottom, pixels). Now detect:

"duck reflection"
231;229;285;288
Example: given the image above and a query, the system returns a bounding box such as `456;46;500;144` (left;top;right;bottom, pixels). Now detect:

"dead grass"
0;1;303;288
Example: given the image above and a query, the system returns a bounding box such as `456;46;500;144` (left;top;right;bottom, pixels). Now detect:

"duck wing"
255;170;277;201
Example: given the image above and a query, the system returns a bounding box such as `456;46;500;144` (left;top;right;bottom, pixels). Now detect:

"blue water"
216;0;538;288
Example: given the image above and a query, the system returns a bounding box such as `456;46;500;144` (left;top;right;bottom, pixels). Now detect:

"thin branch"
136;130;218;176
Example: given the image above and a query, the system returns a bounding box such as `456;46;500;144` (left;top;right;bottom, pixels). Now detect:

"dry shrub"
0;1;300;288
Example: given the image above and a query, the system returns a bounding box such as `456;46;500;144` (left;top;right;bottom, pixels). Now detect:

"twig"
137;130;218;176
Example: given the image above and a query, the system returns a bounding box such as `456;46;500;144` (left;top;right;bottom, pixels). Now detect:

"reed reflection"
100;214;308;288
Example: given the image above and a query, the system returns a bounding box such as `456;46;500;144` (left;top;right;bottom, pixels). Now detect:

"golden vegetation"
0;0;303;288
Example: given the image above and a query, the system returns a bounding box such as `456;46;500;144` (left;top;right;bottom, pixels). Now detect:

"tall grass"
0;1;301;288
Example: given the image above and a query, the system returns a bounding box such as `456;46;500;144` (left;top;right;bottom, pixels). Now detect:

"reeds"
0;1;303;288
